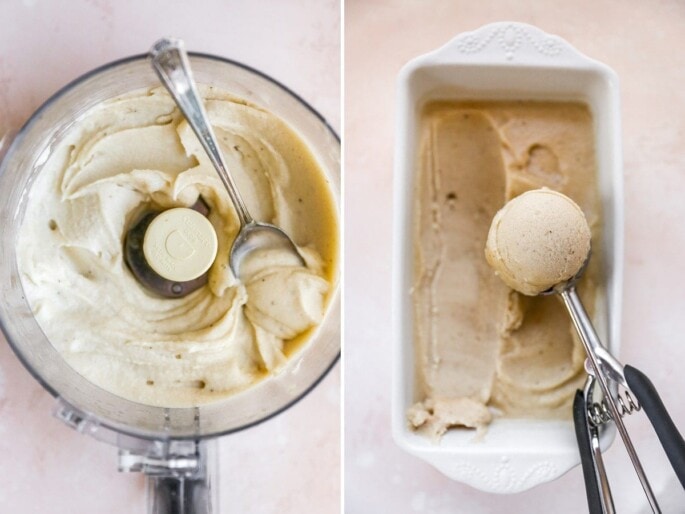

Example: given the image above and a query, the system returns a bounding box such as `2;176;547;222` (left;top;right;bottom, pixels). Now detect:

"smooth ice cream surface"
485;188;592;296
17;86;338;407
410;101;601;438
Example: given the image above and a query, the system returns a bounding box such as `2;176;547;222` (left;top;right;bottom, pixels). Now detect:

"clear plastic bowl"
0;53;340;441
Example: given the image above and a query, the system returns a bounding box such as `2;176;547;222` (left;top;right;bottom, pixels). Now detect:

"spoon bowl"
230;221;304;277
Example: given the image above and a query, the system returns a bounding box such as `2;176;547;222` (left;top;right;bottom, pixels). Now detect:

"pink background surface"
345;1;685;513
4;0;685;513
0;1;339;513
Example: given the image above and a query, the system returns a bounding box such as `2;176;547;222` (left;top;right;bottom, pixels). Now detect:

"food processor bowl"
0;54;340;513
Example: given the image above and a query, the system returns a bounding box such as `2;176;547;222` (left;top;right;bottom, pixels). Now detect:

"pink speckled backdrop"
0;1;340;513
345;1;685;513
6;0;685;512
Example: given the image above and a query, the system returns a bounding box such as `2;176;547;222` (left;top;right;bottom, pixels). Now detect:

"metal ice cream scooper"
485;188;685;514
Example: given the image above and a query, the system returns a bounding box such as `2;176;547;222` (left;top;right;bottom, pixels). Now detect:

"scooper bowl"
0;54;340;513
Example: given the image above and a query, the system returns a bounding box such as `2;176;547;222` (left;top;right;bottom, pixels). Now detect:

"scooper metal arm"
574;382;614;514
564;286;685;513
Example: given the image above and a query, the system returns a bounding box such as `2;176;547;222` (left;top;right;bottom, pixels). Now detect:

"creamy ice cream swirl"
18;87;337;407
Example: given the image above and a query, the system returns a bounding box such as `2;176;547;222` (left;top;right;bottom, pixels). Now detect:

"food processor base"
56;399;219;513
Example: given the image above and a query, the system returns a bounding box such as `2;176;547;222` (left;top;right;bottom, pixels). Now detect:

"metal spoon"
149;37;304;277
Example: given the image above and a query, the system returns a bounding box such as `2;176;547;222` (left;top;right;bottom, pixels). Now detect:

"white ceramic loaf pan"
392;22;623;493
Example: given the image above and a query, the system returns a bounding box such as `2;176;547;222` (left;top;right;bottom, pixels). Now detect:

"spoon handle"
150;38;253;227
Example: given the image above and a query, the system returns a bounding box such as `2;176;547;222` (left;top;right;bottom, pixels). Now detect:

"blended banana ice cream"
408;101;601;438
17;86;338;407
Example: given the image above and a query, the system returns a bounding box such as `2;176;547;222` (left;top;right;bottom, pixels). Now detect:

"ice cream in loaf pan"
408;101;601;439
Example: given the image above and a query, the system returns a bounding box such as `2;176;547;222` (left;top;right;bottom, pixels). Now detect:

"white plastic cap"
143;208;218;282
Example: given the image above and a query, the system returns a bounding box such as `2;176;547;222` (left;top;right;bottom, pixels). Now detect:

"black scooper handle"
624;365;685;489
573;390;604;514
